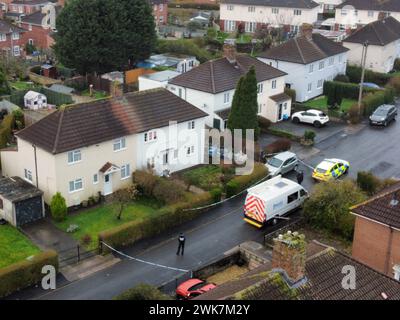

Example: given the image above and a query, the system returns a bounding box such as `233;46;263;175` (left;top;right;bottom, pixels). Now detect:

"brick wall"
352;216;400;278
20;23;53;49
153;2;168;26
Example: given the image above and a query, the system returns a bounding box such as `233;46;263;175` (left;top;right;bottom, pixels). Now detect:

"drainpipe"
384;226;394;275
32;144;39;188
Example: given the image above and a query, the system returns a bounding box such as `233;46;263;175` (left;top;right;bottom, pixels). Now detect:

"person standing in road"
176;233;185;256
296;170;304;185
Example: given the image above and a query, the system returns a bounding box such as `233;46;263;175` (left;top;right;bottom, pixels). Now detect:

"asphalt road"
9;107;400;300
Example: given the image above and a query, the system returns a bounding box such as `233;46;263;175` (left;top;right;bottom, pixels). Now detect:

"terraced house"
0;18;25;56
219;0;320;35
0;89;207;207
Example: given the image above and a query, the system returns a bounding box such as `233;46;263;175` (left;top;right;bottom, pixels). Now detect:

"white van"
243;175;308;228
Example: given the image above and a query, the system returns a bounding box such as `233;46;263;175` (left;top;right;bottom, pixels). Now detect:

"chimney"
223;42;237;64
300;23;314;40
271;231;307;283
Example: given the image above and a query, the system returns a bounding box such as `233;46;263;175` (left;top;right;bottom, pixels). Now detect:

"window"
121;164;130;179
319;61;325;70
178;88;182;98
257;83;263;94
341;9;347;16
187;146;195;155
258;104;262;113
339;54;343;63
272;8;279;14
13;46;20;56
245;21;256;33
329;57;334;66
224;20;235;32
227;5;234;10
28;24;32;31
147;157;155;169
28;38;34;45
144;130;157;142
248;6;255;12
0;33;5;42
309;64;314;73
24;169;32;182
113;137;126;151
12;32;19;40
272;80;277;89
307;83;312;92
294;9;302;16
339;24;346;31
159;3;163;11
188;120;195;129
68;149;81;164
287;192;299;203
69;178;83;193
317;79;323;88
163;152;169;165
93;174;98;184
368;11;374;17
224;92;230;104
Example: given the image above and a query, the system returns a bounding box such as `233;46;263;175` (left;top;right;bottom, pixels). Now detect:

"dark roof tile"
220;0;319;9
337;0;400;12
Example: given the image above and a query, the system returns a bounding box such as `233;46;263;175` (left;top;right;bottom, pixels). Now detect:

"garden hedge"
0;250;58;298
323;81;378;100
0;114;14;149
226;163;268;197
346;65;392;86
362;89;394;116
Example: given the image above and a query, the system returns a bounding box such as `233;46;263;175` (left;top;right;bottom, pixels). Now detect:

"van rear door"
244;194;266;228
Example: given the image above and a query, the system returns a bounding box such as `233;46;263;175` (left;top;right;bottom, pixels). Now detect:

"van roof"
247;176;303;201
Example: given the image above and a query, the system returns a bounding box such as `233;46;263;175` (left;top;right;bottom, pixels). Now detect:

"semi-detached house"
168;45;291;130
0;88;208;207
219;0;320;34
258;27;349;102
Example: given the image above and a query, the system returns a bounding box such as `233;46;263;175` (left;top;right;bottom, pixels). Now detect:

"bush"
258;116;272;132
323;81;378;100
132;170;159;197
0;250;58;298
156;39;214;63
12;109;24;130
348;104;362;124
334;74;349;83
393;58;400;72
264;138;291;154
153;178;185;204
0;114;14;148
303;180;366;240
304;130;316;142
113;283;170;300
284;87;296;102
210;187;222;202
50;192;67;222
226;163;268;197
80;234;92;246
267;128;301;142
387;76;400;95
346;65;392;86
362;90;392;116
357;171;382;196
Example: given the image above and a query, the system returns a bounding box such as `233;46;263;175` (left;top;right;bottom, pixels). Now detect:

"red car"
176;278;217;299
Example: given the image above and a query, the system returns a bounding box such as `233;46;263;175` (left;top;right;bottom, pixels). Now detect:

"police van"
243;175;308;228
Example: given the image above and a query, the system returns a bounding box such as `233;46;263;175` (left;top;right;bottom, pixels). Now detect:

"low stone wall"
193;250;241;279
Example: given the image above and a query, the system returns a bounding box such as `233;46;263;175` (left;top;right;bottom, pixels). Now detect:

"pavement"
9;104;400;300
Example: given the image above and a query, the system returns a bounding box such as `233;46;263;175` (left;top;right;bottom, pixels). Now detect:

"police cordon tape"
101;241;191;274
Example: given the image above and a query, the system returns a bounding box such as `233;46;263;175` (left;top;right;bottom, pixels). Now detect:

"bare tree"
113;185;139;220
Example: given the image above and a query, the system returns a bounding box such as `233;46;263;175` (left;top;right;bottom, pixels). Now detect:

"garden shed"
24;91;47;110
0;176;44;227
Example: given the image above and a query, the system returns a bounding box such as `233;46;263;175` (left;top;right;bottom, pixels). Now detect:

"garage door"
15;196;43;227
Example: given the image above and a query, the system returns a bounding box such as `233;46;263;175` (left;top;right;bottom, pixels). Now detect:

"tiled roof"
216;108;231;120
337;0;400;12
351;181;400;229
343;17;400;46
270;92;291;102
169;55;286;94
197;243;400;300
220;0;319;9
16;88;208;154
20;5;61;26
258;33;349;64
0;19;26;34
11;0;53;5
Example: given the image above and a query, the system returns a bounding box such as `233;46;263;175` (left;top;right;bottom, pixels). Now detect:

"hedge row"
267;127;301;142
0;114;14;149
362;89;395;116
226;163;269;197
346;65;392;86
0;250;58;298
323;81;378;100
99;192;214;252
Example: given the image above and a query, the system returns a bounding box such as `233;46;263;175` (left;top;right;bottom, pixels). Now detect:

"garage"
0;177;44;227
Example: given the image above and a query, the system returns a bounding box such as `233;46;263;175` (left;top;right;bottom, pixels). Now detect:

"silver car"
265;151;299;177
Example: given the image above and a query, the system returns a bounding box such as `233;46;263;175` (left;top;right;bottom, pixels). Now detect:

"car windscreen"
374;109;388;116
268;157;283;168
319;112;327;117
188;282;206;291
315;167;327;174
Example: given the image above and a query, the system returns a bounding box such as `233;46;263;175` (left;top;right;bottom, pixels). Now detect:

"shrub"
264;138;291;154
323;80;378;100
348;104;362;124
393;58;400;72
226;163;268;197
113;283;170;300
0;114;15;149
210;187;223;202
304;130;316;142
303;180;366;240
0;250;58;298
357;171;381;196
258;116;272;132
156;39;213;63
284;87;296;102
50;192;67;222
80;234;92;246
267;128;301;142
334;74;349;83
346;65;392;86
387;76;400;95
362;90;391;116
132;170;159;197
153;178;185;204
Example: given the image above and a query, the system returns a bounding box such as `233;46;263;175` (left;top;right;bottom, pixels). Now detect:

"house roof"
197;242;400;300
0;176;43;203
220;0;319;9
24;90;44;99
343;16;400;46
48;84;75;95
11;0;52;5
169;55;287;94
20;4;61;26
258;33;349;64
216;108;231;120
270;92;291;102
337;0;400;12
0;18;26;34
351;181;400;230
16;88;208;154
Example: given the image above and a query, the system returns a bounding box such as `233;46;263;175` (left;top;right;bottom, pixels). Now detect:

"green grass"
304;96;356;112
236;34;253;44
81;89;109;99
0;225;40;269
56;199;161;250
182;165;228;191
10;81;35;91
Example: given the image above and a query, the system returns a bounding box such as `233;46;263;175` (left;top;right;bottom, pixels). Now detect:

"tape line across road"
101;241;190;273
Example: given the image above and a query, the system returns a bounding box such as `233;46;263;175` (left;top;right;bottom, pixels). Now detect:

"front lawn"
0;225;40;269
182;165;225;191
56;199;161;250
304;96;356;112
9;81;35;91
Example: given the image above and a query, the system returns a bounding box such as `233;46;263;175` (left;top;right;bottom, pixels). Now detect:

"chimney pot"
223;42;237;64
300;23;313;40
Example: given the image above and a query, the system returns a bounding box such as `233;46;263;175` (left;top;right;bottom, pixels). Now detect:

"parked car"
360;82;381;89
265;151;299;177
312;158;349;182
176;278;217;299
291;109;329;127
369;104;397;127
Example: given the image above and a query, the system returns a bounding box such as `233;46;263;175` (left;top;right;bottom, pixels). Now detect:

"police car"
312;158;350;182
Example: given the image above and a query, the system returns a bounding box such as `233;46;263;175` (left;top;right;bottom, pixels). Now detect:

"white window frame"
294;9;302;16
12;32;19;40
319;61;325;70
224;20;235;32
272;8;279;14
13;45;20;56
0;33;6;42
272;80;277;89
93;173;99;184
223;92;230;104
144;130;157;142
24;169;32;182
188;120;195;130
329;57;334;66
121;164;130;180
257;83;263;94
186;145;195;156
309;64;314;73
307;83;312;92
317;79;323;89
341;9;347;16
113;137;126;151
67;149;81;164
248;6;255;12
227;5;234;11
69;178;83;193
245;21;256;33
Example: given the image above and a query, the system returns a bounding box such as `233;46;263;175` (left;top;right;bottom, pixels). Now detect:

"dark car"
369;104;397;126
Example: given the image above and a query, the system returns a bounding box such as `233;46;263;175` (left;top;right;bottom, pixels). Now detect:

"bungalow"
1;88;208;207
258;25;349;102
167;44;291;130
342;17;400;73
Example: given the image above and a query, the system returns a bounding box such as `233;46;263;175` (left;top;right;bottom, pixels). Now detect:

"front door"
104;174;112;195
278;103;283;121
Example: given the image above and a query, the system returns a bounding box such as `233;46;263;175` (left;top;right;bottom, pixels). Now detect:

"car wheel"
314;121;321;128
384;121;388;127
344;167;349;174
292;117;300;124
294;164;298;172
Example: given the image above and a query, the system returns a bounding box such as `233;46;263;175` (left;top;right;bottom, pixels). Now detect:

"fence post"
99;241;103;255
77;244;80;262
